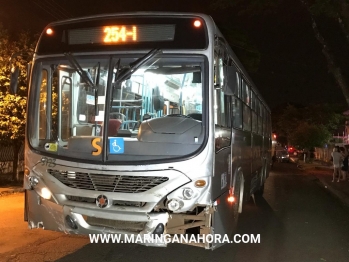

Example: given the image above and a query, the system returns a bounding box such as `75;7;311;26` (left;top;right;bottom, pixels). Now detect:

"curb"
0;188;25;197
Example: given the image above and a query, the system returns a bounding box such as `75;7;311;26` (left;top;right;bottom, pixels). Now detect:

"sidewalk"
0;184;24;197
0;173;24;197
294;158;349;207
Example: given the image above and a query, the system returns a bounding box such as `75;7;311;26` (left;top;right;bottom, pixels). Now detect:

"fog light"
65;215;78;229
41;187;52;200
167;199;183;211
29;176;39;187
153;223;164;235
183;188;195;200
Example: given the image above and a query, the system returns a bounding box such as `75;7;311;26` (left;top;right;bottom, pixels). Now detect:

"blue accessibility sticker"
109;138;124;154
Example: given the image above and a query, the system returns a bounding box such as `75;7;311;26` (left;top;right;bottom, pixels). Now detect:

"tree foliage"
275;103;344;150
0;25;35;144
0;94;26;144
289;122;331;149
0;24;36;179
309;0;339;18
0;25;36;96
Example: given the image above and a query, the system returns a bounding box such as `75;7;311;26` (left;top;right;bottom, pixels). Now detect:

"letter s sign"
92;138;102;156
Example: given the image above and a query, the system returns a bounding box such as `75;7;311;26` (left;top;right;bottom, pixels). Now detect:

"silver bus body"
22;12;272;249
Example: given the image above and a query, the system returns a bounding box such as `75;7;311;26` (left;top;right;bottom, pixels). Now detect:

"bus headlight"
41;187;52;200
167;199;183;211
182;188;197;200
28;176;39;187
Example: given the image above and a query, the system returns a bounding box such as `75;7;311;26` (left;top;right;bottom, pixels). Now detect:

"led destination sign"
103;26;137;42
37;17;208;54
68;24;175;45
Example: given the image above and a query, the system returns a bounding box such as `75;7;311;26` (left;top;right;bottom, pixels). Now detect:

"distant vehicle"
287;146;296;154
277;150;290;162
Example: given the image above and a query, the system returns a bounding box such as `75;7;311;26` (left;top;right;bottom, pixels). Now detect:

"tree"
0;94;27;180
300;0;349;107
275;104;304;144
289;122;331;150
275;103;343;150
0;25;36;180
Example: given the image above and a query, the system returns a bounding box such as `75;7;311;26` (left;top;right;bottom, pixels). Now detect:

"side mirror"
222;66;238;96
10;66;19;95
192;71;202;83
152;86;164;111
153;95;164;111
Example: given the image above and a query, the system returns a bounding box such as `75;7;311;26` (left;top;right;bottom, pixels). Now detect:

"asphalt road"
1;162;349;262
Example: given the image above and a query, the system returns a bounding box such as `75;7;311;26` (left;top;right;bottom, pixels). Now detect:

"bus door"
211;67;236;248
212;126;234;249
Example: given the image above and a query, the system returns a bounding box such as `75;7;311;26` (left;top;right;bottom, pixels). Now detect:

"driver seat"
107;119;122;136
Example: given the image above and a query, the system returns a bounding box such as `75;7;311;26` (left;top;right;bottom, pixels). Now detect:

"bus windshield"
29;54;206;163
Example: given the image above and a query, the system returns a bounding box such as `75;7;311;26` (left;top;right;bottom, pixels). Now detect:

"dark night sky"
0;0;347;110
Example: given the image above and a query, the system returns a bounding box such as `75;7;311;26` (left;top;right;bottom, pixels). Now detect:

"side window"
232;97;242;129
214;89;227;127
258;101;263;135
214;89;218;125
251;90;256;111
220;90;226;127
225;95;231;128
39;70;48;139
60;74;72;141
214;48;229;127
242;80;250;105
214;52;224;89
243;104;251;131
236;72;241;98
267;112;271;137
252;111;257;133
262;106;266;136
218;58;224;89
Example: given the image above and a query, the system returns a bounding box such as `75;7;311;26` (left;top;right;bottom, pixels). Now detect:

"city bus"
10;12;272;249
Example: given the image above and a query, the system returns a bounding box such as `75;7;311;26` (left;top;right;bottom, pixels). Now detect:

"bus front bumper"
25;189;170;247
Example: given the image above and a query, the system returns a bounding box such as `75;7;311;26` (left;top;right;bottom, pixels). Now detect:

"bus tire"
255;164;266;195
231;171;244;236
255;183;264;195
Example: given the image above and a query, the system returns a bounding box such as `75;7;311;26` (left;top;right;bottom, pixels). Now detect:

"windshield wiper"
65;53;102;135
115;48;162;83
64;52;95;88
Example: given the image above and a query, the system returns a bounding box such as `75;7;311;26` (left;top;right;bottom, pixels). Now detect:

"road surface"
1;162;349;262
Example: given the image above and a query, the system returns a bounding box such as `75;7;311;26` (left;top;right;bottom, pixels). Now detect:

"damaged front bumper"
25;188;214;248
26;189;172;247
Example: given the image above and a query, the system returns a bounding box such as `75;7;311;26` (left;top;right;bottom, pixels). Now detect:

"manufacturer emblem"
96;195;108;208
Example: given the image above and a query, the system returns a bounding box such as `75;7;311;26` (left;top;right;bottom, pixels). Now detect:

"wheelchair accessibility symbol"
109;138;124;154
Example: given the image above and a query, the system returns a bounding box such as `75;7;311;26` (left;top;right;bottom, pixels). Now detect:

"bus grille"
47;169;169;193
66;195;146;207
84;216;146;232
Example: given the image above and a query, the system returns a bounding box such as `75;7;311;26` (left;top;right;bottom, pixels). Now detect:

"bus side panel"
211;127;237;241
241;131;252;201
264;136;272;179
212;127;231;200
212;190;235;249
251;134;263;193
